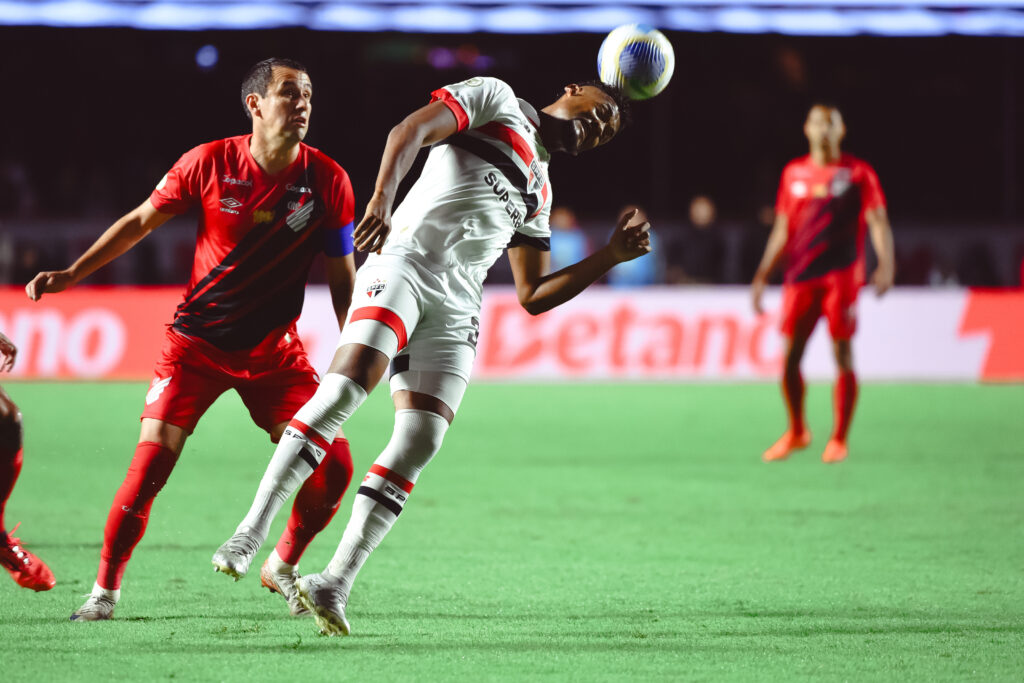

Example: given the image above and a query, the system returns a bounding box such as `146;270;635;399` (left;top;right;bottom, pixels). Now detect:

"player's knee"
0;396;23;452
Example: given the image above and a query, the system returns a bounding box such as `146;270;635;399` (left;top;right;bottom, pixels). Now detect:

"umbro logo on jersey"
286;200;315;232
220;197;242;215
367;278;386;298
146;376;172;405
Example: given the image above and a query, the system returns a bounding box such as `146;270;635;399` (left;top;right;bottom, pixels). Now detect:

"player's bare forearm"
510;211;651;315
511;246;619;315
25;200;171;301
355;102;459;253
753;215;789;284
325;255;357;332
867;207;895;294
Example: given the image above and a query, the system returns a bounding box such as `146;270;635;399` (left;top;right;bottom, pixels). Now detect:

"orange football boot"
762;430;812;462
821;439;849;464
1;524;56;592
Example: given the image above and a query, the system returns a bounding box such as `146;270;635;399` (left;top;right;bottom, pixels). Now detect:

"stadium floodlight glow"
1;1;1024;36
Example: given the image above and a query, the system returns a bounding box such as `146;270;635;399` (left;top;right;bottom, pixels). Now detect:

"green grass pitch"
1;382;1022;681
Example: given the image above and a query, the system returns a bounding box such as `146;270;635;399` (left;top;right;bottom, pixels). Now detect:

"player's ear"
564;83;583;96
246;92;261;118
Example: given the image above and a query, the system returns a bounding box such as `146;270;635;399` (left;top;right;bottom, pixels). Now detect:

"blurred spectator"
607;205;662;287
0;161;36;217
666;195;725;285
548;206;589;271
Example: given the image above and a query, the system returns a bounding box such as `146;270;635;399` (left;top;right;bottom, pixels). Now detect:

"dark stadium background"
0;27;1021;285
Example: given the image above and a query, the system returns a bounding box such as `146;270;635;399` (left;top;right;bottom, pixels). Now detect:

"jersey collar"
517;99;550;162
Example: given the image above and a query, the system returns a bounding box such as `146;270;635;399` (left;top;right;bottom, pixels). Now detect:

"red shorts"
780;269;861;341
140;326;321;436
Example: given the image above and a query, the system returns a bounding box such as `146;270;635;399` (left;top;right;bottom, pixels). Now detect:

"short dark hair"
240;57;308;119
580;80;633;130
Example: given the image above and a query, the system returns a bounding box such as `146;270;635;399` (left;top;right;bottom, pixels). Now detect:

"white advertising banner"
2;286;1020;381
297;286;1022;382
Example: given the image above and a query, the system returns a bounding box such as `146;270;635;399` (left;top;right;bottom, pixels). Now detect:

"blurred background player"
25;58;357;620
211;76;651;636
751;103;894;464
0;331;55;592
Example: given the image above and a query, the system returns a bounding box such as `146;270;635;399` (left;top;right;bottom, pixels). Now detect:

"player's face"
556;84;622;155
256;67;313;141
804;106;845;149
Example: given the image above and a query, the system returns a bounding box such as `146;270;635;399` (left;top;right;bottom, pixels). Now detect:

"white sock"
266;548;295;573
324;410;449;601
92;582;119;602
236;373;368;542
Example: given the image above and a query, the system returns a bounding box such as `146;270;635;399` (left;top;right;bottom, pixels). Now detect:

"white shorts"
337;254;479;413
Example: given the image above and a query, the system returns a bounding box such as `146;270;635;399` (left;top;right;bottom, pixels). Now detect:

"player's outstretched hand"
0;331;16;373
25;270;75;302
608;208;651;263
354;193;392;254
871;265;894;297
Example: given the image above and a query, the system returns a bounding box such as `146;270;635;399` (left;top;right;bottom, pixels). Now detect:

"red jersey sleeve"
858;162;886;213
774;163;793;219
149;145;205;214
321;158;355;257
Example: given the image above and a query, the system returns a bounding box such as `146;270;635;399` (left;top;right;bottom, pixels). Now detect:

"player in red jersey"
25;58;358;619
0;331;56;592
751;104;895;464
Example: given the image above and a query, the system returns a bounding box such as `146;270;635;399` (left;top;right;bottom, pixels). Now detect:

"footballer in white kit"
214;75;652;637
347;76;555;412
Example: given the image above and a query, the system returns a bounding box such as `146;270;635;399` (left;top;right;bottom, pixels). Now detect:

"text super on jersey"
775;154;886;285
150;135;354;351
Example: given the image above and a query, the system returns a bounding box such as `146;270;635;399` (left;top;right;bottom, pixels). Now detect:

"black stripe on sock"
357;486;403;517
298;446;319;471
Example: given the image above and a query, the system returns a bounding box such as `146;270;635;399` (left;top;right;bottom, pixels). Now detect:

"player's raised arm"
354;101;460;253
866;206;895;296
509;208;651;315
25;200;173;301
751;213;789;315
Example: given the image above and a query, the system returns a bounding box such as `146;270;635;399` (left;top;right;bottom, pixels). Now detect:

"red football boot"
1;524;56;592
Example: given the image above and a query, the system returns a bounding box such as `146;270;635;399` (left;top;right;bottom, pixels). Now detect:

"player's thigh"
780;283;824;341
339;256;436;359
237;354;321;443
387;310;476;419
141;342;231;437
822;278;859;341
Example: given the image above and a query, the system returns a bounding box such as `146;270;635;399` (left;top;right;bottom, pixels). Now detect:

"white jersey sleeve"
430;77;516;132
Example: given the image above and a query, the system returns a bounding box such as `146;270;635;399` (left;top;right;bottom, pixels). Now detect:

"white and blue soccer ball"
597;24;675;101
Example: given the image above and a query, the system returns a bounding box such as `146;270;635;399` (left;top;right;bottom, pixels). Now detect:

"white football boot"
260;551;310;616
211;530;261;580
70;590;118;622
296;573;351;636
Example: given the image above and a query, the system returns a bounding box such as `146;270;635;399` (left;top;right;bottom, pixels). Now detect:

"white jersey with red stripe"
376;76;553;298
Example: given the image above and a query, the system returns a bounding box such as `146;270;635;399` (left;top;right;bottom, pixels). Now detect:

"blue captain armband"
325;221;355;257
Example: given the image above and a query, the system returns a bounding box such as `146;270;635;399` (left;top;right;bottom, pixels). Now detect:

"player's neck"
809;145;841;166
249;133;301;176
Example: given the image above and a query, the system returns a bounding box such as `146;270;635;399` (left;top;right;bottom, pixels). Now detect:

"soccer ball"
597;24;675;100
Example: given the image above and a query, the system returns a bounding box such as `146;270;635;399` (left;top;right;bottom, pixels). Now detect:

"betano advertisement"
0;287;1021;382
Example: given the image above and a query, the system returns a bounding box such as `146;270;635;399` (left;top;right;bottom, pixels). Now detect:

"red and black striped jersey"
150;135;354;351
775;154;885;285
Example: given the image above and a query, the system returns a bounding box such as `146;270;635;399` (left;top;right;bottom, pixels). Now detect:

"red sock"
832;370;858;443
97;442;178;590
782;368;806;434
0;447;23;533
275;438;353;566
